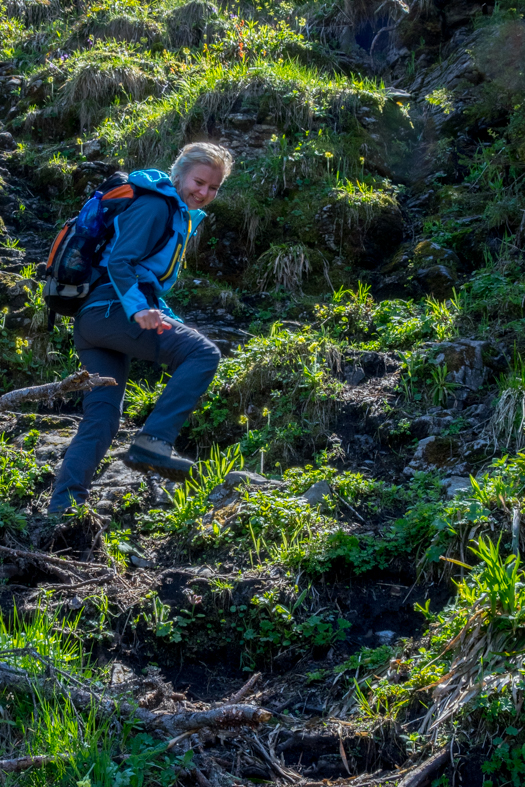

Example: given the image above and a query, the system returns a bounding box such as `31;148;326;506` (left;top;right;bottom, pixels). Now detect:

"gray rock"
228;113;257;131
150;479;179;506
376;630;396;644
92;459;143;489
207;483;239;507
116;542;144;557
34;431;75;465
410;415;434;439
207;469;274;507
110;662;135;686
360;351;387;377
429;338;490;400
442;476;471;499
94;500;113;515
407;40;485;135
346;368;366;386
187;566;214;577
300;480;332;507
130;555;155;569
415;264;457;299
404;434;463;476
224;470;266;487
0;132;16;151
83;139;102;160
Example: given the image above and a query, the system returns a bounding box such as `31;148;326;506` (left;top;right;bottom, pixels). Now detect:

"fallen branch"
0;543;108;572
369;24;396;58
512;506;521;557
0;658;271;737
195;768;213;787
398;746;450;787
250;734;300;783
166;705;271;732
0;370;117;413
38;573;115;592
85;520;109;562
226;672;261;705
335;492;365;523
0;753;69;773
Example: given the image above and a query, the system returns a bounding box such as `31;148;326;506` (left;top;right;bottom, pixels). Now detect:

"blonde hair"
170;142;233;188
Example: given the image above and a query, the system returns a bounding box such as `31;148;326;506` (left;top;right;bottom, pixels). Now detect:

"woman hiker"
48;142;233;515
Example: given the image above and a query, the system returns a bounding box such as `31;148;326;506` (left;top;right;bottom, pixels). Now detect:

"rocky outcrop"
428;338;491;400
378;240;460;299
412;240;459;299
407;29;486;134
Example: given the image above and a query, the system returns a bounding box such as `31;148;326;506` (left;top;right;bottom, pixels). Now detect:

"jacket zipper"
159;215;192;283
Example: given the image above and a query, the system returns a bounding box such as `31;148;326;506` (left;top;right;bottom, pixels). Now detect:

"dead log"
164;704;272;732
398;746;450;787
0;370;117;413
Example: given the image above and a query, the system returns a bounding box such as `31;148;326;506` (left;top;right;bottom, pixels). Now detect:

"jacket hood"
129;169;186;209
129;168;206;232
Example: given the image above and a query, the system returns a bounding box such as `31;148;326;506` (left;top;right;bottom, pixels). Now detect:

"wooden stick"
0;659;271;736
195;768;213;787
335;492;365;523
398;746;450;787
0;753;69;773
226;672;261;705
512;506;521;557
0;370;117;413
0;544;108;571
38;574;115;592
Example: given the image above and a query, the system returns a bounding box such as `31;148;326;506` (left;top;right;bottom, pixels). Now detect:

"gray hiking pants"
49;303;220;512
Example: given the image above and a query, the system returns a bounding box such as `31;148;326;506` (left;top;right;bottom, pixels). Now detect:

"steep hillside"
1;1;525;785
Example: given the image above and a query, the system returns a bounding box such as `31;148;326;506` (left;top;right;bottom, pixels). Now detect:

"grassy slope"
1;0;525;784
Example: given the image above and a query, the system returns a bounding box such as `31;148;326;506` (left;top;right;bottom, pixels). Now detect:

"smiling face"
178;163;224;210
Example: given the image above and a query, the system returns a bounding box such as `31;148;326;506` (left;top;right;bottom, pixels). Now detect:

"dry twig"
226;672;261;704
512;505;521;556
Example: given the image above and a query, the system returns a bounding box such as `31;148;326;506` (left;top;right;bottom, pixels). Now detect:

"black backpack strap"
47;309;56;332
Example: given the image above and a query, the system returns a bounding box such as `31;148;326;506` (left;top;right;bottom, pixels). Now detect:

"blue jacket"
81;169;206;321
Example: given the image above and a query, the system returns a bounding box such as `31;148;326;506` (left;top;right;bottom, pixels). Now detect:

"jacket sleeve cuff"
121;283;150;322
159;297;184;323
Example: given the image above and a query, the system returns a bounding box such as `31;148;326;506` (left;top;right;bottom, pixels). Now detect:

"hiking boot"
123;435;195;482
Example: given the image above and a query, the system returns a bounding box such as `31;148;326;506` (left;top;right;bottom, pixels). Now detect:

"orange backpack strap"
102;184;135;201
46;222;71;270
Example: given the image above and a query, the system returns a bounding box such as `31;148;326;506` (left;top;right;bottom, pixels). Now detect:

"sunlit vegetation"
3;0;525;783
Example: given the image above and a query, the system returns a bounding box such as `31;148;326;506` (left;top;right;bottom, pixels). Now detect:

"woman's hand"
134;309;172;334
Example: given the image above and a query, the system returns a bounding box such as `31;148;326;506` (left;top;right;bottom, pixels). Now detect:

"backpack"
43;171;177;326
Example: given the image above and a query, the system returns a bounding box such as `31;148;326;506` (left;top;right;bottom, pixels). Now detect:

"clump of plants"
0;602;193;785
188;322;343;460
0;433;52;502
